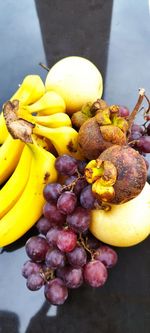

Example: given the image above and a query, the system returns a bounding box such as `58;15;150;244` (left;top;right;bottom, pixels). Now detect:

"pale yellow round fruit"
90;182;150;247
45;56;103;115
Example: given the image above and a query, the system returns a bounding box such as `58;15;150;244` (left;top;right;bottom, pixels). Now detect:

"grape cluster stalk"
22;154;118;305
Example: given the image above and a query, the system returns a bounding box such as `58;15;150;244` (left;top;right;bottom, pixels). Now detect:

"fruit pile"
0;56;150;306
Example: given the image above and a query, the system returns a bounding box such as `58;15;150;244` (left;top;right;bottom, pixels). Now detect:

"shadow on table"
25;283;150;333
25;301;55;333
0;310;20;333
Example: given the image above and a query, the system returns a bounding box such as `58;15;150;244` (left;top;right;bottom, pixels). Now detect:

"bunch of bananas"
0;75;81;247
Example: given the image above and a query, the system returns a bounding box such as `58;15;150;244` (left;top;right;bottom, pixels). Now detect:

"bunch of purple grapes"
22;155;118;305
128;122;150;167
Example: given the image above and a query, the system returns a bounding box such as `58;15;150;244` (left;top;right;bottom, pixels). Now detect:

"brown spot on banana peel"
3;100;35;143
44;172;50;182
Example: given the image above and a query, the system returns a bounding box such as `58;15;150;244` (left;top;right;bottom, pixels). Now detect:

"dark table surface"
0;1;150;332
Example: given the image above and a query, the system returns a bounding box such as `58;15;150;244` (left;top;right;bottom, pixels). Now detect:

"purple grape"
43;202;66;226
66;246;87;268
131;123;144;134
67;207;90;233
86;233;101;250
46;227;61;247
77;160;87;174
25;236;49;262
36;217;52;235
80;185;95;209
137;136;150;153
45;248;66;269
94;245;118;268
118;106;130;117
44;278;68;305
55;155;78;176
83;260;108;287
64;176;88;195
129;131;142;142
62;267;83;288
64;175;77;186
57;191;77;215
43;182;62;203
22;260;42;279
26;273;44;291
56;229;77;253
74;177;88;195
56;267;67;280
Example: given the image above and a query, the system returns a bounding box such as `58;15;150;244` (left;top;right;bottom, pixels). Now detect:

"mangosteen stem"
127;88;145;139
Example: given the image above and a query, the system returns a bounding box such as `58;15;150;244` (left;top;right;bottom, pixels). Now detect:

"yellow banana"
0;145;32;218
11;75;45;106
24;91;66;115
32;134;53;151
0;140;57;247
0;75;45;144
0;113;8;144
34;112;71;127
0;134;24;184
33;123;82;159
19;111;72;128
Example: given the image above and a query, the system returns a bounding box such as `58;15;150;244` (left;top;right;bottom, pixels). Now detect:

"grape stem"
61;175;85;193
78;233;94;259
128;139;139;146
140;120;147;129
40;268;55;282
127;88;145;139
